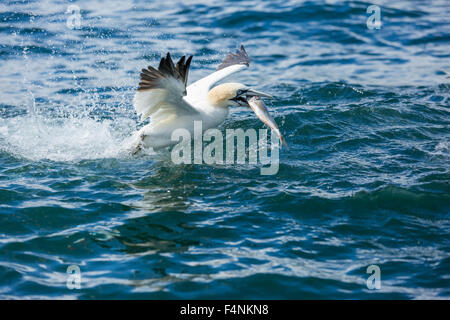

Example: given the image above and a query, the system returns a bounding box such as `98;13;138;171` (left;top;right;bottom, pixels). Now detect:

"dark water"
0;0;449;299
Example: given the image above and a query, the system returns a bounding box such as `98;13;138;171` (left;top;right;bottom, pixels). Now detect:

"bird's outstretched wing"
186;45;250;100
216;45;250;71
134;53;198;122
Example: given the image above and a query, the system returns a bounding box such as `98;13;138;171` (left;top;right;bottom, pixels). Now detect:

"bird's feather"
138;53;192;92
216;45;250;71
186;45;250;102
134;53;197;121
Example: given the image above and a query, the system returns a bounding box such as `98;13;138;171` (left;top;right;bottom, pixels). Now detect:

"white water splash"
0;114;137;162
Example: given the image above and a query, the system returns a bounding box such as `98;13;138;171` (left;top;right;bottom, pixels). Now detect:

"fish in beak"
247;96;288;149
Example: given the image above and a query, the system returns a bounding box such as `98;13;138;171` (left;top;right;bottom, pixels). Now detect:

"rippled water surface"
0;0;449;299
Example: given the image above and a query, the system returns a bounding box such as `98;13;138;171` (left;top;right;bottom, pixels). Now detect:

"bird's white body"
130;63;247;151
128;46;275;153
132;97;229;150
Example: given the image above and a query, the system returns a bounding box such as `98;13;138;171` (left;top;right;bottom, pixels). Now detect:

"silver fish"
247;96;288;149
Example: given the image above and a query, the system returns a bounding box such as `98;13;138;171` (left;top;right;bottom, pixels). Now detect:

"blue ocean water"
0;0;449;299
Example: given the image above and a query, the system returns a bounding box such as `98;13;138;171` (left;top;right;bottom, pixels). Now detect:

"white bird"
130;45;274;154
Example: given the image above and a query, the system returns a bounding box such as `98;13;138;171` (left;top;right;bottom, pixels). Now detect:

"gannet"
130;45;274;153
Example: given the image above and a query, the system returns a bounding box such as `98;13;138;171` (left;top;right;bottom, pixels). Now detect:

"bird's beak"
245;88;274;99
232;88;274;107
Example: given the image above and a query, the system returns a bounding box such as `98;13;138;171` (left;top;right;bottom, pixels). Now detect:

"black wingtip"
240;45;247;56
186;55;193;70
217;45;250;71
138;52;193;91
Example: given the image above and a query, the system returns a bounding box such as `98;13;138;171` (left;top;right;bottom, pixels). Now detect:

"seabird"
130;45;277;153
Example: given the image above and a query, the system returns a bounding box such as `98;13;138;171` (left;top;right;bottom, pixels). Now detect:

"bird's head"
208;82;273;108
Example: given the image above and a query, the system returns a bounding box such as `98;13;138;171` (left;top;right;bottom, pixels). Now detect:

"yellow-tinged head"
208;82;274;108
208;83;249;108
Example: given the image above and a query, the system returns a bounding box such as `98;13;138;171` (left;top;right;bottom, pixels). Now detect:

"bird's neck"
207;89;230;108
202;106;229;129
